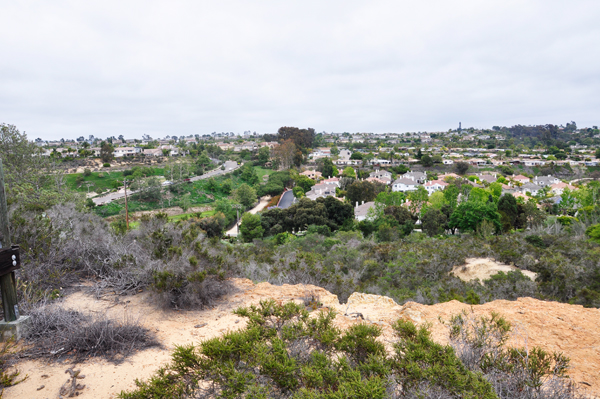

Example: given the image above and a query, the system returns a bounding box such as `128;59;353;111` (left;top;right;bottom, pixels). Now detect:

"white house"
443;159;454;165
423;180;449;194
392;177;421;192
369;170;393;180
549;182;577;195
533;175;560;187
114;147;141;157
143;148;162;157
305;183;337;200
520;182;542;196
321;177;341;187
354;201;376;222
403;171;427;184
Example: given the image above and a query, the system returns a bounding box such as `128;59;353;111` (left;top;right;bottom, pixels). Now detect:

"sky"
1;0;599;141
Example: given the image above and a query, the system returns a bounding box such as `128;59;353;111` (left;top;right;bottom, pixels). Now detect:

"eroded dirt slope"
6;279;599;398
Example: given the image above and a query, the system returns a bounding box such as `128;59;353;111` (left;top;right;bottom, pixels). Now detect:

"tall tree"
455;162;469;175
421;208;447;237
257;146;271;165
272;139;296;170
277;127;315;152
234;183;257;208
0;124;78;210
100;141;114;163
448;201;501;233
497;194;518;231
346;180;383;205
321;158;337;178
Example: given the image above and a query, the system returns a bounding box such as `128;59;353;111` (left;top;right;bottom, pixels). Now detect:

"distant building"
392;177;421;192
113;147;141;157
305;183;337;201
300;170;322;180
423;180;449;194
520;182;542;196
533;175;560;187
403;171;427;184
354;201;376;222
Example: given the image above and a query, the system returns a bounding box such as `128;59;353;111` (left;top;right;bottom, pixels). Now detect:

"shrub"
24;305;159;363
448;310;582;399
585;223;600;243
83;168;92;177
0;339;25;391
103;162;110;167
525;234;546;248
125;302;570;399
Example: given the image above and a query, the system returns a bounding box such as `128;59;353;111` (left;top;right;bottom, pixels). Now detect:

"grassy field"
65;167;166;193
93;167;260;218
254;166;271;180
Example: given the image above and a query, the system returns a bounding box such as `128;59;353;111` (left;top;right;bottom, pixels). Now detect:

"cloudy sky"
1;1;599;140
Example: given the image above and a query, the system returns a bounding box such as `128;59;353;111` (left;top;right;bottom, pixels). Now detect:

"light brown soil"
5;279;599;398
451;257;538;282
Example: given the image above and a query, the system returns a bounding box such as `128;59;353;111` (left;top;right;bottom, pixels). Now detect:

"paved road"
93;161;241;205
278;190;295;209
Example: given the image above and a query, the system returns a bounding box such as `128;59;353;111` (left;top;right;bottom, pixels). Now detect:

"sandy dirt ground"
5;277;599;398
451;257;538;282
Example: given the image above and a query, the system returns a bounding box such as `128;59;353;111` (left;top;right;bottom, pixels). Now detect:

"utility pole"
122;178;129;230
85;182;94;195
232;204;242;236
0;160;21;324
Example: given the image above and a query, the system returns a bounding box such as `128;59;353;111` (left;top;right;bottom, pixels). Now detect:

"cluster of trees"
271;127;316;170
238;196;354;242
0;124;83;211
351;177;550;241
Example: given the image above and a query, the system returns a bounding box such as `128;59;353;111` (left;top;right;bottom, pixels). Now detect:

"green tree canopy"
294;175;316;192
497;193;518;231
341;167;356;178
239;213;264;242
449;201;501;233
455;162;469;175
240;164;259;185
346;180;383;205
234;183;257;208
321;158;338;178
257;146;271;164
422;207;448;237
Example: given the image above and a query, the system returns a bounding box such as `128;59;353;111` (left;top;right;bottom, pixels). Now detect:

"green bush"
123;301;561;399
103;162;111;167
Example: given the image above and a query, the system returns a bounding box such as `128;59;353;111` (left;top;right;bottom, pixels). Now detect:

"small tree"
234;183;257;208
422;207;447;236
455;161;469;175
239;213;264;242
292;186;305;198
321;158;338;178
421;154;434;167
341;167;356;178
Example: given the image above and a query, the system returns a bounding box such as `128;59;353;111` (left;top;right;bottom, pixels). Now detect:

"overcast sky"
1;1;599;140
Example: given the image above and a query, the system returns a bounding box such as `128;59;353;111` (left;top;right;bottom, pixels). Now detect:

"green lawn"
169;210;216;222
254;166;271;180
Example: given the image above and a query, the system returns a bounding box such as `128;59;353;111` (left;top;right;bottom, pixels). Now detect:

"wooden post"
0;160;19;322
123;179;129;230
